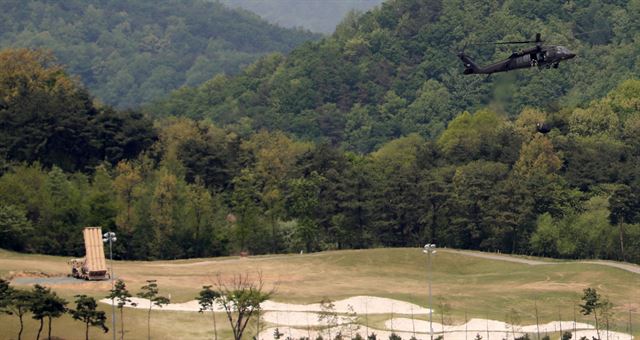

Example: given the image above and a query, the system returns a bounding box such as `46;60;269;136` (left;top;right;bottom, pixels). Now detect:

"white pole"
110;236;115;340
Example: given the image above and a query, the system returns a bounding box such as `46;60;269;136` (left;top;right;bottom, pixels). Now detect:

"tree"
0;279;12;315
7;288;33;340
286;173;324;252
580;288;607;340
107;279;136;340
137;280;170;340
215;272;274;340
31;284;68;340
609;185;639;262
70;295;108;340
114;160;143;235
0;204;32;251
318;298;338;339
197;285;221;340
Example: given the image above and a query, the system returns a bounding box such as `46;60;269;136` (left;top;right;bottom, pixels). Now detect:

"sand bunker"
384;318;597;333
262;311;355;327
100;296;633;340
259;325;633;340
262;296;431;314
100;295;431;314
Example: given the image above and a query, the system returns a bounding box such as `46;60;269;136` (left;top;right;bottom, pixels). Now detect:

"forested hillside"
1;47;640;264
0;0;320;108
2;0;640;265
219;0;384;33
153;0;640;153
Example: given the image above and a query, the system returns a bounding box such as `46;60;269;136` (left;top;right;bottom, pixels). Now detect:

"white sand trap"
262;311;355;327
261;296;432;314
99;297;227;312
382;318;633;340
100;295;431;314
386;318;596;333
99;297;633;340
260;325;634;340
520;321;595;333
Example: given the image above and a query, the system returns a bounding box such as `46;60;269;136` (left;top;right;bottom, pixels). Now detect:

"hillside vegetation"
219;0;384;33
2;0;640;266
0;0;320;107
153;0;640;153
1;47;640;264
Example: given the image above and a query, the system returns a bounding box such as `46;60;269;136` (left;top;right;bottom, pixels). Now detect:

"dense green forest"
219;0;384;33
152;0;640;153
0;0;320;108
1;47;640;264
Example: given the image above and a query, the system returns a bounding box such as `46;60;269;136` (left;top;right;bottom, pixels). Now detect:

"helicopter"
458;33;576;75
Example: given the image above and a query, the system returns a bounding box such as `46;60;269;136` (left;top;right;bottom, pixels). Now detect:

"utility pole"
103;231;117;340
424;244;437;340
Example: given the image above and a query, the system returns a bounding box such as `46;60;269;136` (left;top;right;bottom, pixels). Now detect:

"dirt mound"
7;270;56;279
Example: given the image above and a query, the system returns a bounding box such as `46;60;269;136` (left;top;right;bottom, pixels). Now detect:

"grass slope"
0;248;638;339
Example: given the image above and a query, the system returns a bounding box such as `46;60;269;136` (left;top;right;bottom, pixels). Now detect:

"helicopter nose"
567;50;576;59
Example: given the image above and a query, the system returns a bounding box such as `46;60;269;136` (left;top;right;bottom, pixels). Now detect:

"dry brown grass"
1;248;638;339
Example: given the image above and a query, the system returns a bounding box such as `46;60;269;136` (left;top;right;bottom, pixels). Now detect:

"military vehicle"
69;227;109;280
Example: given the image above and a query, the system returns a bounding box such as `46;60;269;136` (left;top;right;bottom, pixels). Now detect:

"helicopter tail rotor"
458;52;479;74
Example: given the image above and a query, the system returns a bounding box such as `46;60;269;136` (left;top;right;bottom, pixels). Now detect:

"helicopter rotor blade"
469;33;544;46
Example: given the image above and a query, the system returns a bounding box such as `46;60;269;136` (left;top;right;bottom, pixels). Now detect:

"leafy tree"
70;295;109;340
137;280;170;340
0;49;155;172
580;288;608;340
318;298;338;339
286;173;324;252
114;161;144;235
0;1;320;107
197;285;221;340
215;273;274;340
0;204;32;251
30;284;68;340
7;288;33;340
0;278;14;315
609;185;640;262
107;279;136;340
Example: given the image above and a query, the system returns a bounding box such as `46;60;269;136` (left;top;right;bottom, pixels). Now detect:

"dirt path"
442;249;640;274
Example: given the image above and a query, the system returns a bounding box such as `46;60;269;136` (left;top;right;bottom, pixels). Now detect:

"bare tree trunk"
411;307;416;339
618;222;626;262
594;312;601;340
48;316;53;340
256;308;260;340
573;304;577;339
212;310;218;340
148;306;152;340
120;307;125;340
85;321;90;340
465;310;468;340
629;309;633;340
486;314;490;340
535;301;540;340
18;315;24;340
37;318;44;340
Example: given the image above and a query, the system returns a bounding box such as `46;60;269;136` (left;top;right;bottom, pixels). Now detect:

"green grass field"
1;248;638;339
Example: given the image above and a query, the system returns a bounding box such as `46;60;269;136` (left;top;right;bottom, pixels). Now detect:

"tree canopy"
151;0;640;153
0;0;320;107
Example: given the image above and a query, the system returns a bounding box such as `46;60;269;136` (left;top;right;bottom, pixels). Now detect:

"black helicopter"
458;33;576;75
